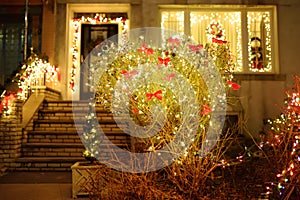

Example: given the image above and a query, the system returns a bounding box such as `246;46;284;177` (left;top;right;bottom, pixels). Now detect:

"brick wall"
0;99;23;170
0;87;61;171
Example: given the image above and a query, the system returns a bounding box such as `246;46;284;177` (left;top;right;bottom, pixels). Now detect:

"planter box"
71;161;102;198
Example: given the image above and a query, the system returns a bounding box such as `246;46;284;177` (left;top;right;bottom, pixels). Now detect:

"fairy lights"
247;11;272;72
161;8;275;73
17;56;60;100
70;14;129;92
261;76;300;197
0;53;59;117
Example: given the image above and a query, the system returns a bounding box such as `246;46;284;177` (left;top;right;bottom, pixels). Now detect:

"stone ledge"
233;73;286;81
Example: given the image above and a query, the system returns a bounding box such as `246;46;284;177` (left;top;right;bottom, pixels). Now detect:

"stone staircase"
15;100;131;171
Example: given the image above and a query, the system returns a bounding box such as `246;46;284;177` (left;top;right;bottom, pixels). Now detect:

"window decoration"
161;6;277;73
70;14;129;92
161;11;184;41
247;11;272;72
190;12;243;72
206;20;226;41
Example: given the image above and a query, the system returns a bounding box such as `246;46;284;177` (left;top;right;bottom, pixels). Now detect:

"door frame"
66;3;130;100
79;23;119;100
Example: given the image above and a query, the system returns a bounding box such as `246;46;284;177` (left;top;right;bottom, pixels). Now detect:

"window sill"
233;73;286;81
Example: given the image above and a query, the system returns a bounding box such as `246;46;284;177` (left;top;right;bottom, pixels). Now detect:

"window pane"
161;11;184;40
190;12;242;72
247;11;272;72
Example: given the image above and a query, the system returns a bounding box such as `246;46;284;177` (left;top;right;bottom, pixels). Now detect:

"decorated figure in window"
206;20;227;44
250;37;264;70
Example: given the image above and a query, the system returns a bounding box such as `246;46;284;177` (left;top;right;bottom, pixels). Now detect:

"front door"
80;24;118;100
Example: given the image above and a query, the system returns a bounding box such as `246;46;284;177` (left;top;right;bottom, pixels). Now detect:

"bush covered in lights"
260;75;300;199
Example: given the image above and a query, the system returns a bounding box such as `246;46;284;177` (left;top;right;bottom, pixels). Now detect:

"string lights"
260;76;300;197
70;14;129;92
247;11;272;72
162;9;274;73
0;52;59;116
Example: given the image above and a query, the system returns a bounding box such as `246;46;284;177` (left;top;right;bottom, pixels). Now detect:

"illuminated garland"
70;14;129;92
17;55;60;100
0;53;59;117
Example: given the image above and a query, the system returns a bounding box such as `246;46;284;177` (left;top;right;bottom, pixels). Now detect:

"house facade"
1;0;300;138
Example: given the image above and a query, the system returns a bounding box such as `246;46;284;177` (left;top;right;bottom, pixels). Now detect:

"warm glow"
70;14;129;92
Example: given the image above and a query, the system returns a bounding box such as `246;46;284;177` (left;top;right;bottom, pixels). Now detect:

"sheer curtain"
190;12;243;72
247;11;272;72
161;11;184;41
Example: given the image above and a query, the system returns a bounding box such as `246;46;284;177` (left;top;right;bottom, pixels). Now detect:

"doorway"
80;24;118;100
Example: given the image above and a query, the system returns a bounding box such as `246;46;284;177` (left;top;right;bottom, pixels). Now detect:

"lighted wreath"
94;41;211;149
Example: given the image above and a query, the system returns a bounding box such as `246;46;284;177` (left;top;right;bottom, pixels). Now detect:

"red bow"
0;93;17;114
132;108;139;114
165;73;176;81
158;57;170;66
138;43;154;56
167;37;180;49
121;70;137;79
188;44;204;52
212;38;227;44
69;82;75;89
201;105;212;115
227;80;241;90
146;90;162;102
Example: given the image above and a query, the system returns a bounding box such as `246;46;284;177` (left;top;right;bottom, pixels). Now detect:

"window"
160;5;278;73
0;6;42;86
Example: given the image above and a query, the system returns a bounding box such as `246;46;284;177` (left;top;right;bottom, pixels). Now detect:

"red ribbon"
69;82;75;89
132;108;139;114
146;90;162;102
0;93;17;114
201;105;212;115
121;70;137;79
167;37;179;49
138;43;154;56
188;44;204;52
228;80;241;90
158;57;170;66
212;38;227;44
165;73;176;81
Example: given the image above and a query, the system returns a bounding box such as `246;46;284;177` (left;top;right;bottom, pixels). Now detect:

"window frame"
159;4;279;74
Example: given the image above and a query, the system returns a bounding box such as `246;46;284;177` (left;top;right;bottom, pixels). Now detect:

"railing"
0;52;60;118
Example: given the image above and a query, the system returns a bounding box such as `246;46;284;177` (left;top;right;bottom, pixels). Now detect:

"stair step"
15;157;86;171
40;108;110;112
16;157;85;163
28;129;126;135
34;119;117;124
23;143;84;148
17;100;131;171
